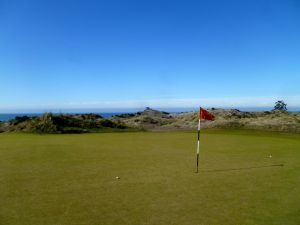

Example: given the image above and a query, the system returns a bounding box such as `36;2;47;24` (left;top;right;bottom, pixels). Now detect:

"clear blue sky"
0;0;299;112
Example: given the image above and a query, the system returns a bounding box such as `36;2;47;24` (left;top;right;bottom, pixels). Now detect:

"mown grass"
0;130;300;225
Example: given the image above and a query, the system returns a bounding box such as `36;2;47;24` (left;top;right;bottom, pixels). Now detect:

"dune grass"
0;130;300;225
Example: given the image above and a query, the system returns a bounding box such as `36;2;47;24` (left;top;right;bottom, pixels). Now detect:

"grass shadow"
200;164;284;173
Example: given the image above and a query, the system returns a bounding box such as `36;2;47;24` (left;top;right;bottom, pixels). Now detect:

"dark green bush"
100;119;118;128
62;127;88;134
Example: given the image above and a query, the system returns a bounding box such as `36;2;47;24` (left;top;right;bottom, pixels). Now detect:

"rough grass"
0;131;300;225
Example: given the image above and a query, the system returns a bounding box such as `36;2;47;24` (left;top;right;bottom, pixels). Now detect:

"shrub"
100;119;118;128
32;113;58;133
62;127;88;134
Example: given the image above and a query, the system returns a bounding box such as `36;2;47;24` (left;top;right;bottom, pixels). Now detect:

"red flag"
199;107;215;121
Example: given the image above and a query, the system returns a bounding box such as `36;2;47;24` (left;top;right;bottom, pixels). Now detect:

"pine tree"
273;100;287;111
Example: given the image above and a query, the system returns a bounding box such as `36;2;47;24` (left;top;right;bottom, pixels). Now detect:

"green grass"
0;130;300;225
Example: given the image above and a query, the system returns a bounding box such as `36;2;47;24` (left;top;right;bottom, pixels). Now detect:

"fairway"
1;131;300;225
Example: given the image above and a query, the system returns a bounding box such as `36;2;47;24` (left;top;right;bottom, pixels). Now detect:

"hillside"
0;113;128;134
1;108;300;133
111;108;300;133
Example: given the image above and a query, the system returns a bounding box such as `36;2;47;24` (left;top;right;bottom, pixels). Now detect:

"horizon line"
1;106;300;114
1;96;299;113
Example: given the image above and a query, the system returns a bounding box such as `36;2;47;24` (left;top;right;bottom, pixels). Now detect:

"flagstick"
196;118;201;173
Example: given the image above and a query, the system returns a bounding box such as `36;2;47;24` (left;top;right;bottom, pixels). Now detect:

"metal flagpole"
196;110;201;173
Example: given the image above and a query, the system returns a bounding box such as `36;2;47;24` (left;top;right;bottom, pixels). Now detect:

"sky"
0;0;300;112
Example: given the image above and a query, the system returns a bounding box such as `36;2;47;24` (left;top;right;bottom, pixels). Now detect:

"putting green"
0;131;300;225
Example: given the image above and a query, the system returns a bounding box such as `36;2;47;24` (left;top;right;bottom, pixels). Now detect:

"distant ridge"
111;107;300;133
1;107;300;133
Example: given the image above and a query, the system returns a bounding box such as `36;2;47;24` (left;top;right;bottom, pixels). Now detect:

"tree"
273;100;287;111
